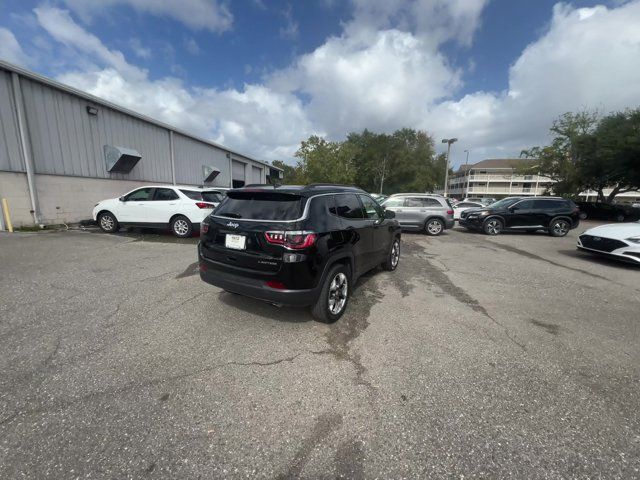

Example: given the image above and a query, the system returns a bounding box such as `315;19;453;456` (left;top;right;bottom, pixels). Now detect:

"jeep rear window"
215;191;305;220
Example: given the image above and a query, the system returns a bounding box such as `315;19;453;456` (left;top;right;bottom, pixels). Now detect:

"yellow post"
2;198;13;233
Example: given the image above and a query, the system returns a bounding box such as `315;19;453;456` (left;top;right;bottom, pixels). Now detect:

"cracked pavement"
1;224;639;478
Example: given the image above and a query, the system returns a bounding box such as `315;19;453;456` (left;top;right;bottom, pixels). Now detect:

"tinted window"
333;194;365;219
406;197;441;207
457;202;474;208
359;195;383;219
215;192;304;220
382;197;405;207
180;190;202;200
125;188;153;201
533;199;563;210
154;188;179;201
202;191;223;203
514;200;534;209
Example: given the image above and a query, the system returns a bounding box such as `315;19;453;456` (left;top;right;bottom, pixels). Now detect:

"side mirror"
509;206;517;212
384;209;395;219
119;196;125;202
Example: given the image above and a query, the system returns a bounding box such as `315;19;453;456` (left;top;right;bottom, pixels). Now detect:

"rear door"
332;193;372;275
146;187;179;223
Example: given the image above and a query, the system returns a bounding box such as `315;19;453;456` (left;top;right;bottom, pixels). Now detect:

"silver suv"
381;194;455;236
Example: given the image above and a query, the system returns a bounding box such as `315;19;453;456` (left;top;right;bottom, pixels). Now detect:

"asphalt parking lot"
1;222;639;478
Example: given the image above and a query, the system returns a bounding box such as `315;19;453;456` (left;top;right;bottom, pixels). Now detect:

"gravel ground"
1;222;639;479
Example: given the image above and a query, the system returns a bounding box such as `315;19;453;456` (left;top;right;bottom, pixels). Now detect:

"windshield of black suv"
488;198;520;209
215;191;305;221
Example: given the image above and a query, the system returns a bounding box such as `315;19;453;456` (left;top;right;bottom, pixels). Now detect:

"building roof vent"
104;145;141;173
202;165;221;183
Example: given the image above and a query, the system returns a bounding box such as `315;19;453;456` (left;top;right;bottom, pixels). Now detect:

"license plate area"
225;234;246;250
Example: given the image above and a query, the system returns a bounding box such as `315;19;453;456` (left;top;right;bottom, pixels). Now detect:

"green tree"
294;135;356;185
522;109;640;202
521;111;599;197
576;109;640;202
271;159;303;184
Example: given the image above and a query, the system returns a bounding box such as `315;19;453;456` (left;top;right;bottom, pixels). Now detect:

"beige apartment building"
445;158;639;202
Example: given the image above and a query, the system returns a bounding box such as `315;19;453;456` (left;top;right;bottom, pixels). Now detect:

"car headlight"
626;236;640;244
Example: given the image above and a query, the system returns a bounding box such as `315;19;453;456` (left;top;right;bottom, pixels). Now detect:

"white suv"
93;186;225;237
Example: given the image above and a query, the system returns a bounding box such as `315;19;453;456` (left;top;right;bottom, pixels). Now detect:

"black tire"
483;218;503;235
548;218;571;237
579;212;587;220
170;215;193;238
382;237;401;271
98;211;118;233
311;264;350;323
425;218;444;236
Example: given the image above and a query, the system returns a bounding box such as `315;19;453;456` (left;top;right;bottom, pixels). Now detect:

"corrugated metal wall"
20;78;173;183
173;133;231;186
0;71;25;172
0;66;276;191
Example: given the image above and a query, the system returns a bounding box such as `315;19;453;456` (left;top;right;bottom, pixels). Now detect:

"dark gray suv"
381;194;455;236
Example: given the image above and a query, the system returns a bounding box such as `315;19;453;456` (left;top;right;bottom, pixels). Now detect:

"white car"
577;222;640;265
93;185;226;237
452;201;484;220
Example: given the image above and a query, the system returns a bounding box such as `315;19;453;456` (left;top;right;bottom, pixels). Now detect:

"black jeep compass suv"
198;184;401;322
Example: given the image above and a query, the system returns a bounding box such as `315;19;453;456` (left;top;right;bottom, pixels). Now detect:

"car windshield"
488;198;520;209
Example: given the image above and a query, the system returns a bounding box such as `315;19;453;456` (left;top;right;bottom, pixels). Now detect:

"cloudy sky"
1;0;639;167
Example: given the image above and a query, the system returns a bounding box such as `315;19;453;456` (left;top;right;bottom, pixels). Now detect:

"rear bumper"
445;218;455;229
198;246;320;307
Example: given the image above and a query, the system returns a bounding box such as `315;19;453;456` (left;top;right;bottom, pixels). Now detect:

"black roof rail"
242;183;279;188
304;183;361;190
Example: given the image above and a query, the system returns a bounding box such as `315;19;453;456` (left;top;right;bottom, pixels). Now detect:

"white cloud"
129;38;151;59
0;28;30;66
348;0;489;47
184;37;201;55
270;28;460;138
279;5;299;40
60;0;233;33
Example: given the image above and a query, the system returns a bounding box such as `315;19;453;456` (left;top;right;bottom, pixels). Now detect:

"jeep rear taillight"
195;202;215;209
264;231;317;250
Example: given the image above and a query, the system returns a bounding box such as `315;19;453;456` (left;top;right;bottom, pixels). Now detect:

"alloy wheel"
328;272;348;315
553;220;569;236
174;219;189;236
427;220;442;235
391;241;400;268
100;215;114;231
486;219;501;235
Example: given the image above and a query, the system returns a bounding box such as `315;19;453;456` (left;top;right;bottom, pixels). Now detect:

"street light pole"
463;149;470;198
441;138;458;197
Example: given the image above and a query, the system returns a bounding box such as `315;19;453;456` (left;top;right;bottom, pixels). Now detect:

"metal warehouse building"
0;60;282;228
